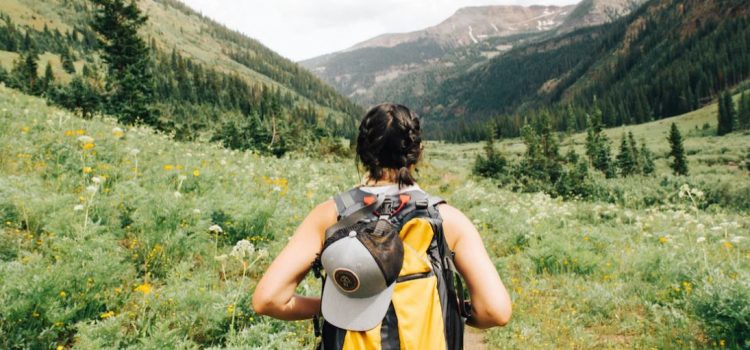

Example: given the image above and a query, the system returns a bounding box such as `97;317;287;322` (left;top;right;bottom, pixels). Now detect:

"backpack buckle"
415;199;428;209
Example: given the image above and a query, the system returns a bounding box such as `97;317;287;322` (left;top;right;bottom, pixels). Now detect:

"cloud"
179;0;580;61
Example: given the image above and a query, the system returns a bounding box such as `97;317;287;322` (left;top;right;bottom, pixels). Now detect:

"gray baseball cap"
321;223;403;331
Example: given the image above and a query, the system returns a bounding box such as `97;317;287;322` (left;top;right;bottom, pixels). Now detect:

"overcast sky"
179;0;580;62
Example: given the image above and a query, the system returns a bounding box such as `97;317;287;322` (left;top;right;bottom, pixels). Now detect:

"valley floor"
1;86;749;349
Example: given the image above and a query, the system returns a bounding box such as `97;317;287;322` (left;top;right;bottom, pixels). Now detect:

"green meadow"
1;85;749;349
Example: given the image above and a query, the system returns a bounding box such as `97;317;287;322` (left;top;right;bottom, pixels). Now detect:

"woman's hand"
252;200;337;320
439;204;512;328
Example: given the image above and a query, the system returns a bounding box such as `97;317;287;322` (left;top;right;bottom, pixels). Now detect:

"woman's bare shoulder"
436;204;476;248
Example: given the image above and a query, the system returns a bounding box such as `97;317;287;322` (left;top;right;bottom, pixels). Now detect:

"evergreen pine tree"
91;0;155;125
41;61;54;92
473;125;507;179
640;140;655;175
627;131;641;174
61;48;76;74
668;123;688;176
11;51;40;95
738;91;750;130
717;91;735;135
616;134;636;177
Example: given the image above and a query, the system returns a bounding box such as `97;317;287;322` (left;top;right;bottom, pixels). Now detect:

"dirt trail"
464;328;488;350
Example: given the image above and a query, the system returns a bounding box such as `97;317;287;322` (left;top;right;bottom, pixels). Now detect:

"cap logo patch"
333;268;360;293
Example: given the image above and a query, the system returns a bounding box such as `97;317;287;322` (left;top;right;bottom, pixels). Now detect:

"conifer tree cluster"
0;1;361;156
473;125;507;179
584;105;616;178
668;123;689;176
616;131;655;177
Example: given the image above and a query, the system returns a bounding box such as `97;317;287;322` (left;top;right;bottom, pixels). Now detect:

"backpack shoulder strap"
332;187;370;220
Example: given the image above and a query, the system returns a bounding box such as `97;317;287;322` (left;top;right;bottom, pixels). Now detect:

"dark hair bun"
356;103;422;188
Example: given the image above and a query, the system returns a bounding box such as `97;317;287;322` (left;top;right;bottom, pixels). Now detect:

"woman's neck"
362;171;398;186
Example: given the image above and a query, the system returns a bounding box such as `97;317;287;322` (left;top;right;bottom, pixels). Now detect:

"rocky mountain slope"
301;0;644;105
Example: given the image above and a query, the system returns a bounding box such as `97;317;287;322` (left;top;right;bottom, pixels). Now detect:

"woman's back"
252;103;511;350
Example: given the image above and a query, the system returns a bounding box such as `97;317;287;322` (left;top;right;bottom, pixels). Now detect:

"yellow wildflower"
723;241;733;249
135;282;152;295
83;166;92;174
659;236;669;244
227;304;235;315
21;126;29;133
64;130;75;136
82;143;95;150
100;311;115;319
163;164;174;171
57;346;64;350
59;290;67;298
193;169;200;177
75;129;85;135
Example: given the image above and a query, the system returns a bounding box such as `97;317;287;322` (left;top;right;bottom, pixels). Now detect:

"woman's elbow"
493;306;512;327
475;302;511;328
252;290;276;316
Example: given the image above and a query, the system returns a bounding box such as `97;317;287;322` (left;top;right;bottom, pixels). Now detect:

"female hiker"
253;103;511;349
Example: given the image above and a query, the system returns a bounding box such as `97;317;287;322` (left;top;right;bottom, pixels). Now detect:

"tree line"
427;0;750;143
472;106;699;199
0;0;361;156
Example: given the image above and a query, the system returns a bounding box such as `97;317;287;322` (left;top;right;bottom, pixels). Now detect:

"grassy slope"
427;92;749;180
0;0;353;119
0;85;748;349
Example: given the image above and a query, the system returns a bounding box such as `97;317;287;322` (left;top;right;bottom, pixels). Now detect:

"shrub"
691;272;750;348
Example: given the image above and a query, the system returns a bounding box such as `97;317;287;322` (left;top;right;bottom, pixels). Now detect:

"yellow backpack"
311;187;471;350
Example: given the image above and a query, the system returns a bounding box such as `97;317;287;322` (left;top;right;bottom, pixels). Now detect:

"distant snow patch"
468;25;478;44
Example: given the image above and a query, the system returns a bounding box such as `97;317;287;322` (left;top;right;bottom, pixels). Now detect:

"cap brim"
321;277;395;331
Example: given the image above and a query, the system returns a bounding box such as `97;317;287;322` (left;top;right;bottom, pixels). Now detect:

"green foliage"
90;0;155;126
10;50;42;96
640;139;655;175
422;0;750;142
472;127;508;179
668;123;689;176
717;91;736;136
585;106;615;178
616;134;637;177
738;91;750;130
690;271;750;348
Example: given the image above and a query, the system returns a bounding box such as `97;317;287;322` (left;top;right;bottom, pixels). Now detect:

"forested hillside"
0;0;362;155
416;0;750;142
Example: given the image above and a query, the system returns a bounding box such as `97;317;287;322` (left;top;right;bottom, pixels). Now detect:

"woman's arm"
438;204;512;329
252;199;337;320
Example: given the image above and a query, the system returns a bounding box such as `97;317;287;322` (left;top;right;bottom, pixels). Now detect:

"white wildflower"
178;175;187;181
73;204;84;211
696;223;705;231
173;191;182;199
696;236;706;243
209;225;223;234
230;239;254;260
192;208;201;215
85;185;98;195
129;148;140;156
257;249;269;259
731;236;745;244
77;135;94;143
91;176;103;184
